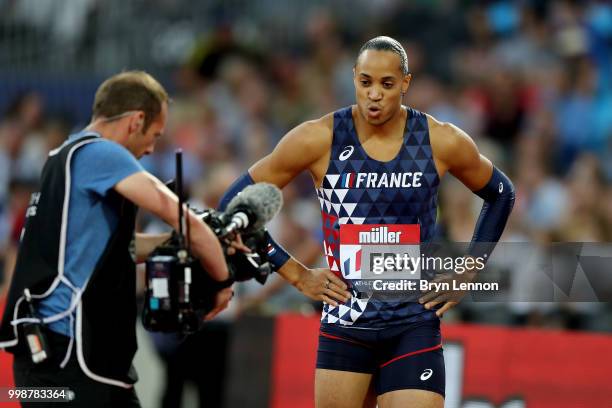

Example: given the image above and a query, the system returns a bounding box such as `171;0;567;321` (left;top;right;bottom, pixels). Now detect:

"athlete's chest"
358;136;404;162
327;140;429;189
321;106;438;199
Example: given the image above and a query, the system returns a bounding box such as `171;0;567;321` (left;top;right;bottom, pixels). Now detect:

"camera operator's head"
90;70;169;158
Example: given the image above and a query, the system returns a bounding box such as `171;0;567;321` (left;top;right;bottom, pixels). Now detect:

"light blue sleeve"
71;140;144;196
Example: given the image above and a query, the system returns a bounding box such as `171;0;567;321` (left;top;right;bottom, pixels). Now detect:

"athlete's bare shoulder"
426;113;480;178
249;112;334;188
285;112;333;155
426;113;492;189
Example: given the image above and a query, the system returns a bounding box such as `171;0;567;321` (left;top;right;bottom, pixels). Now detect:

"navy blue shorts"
316;319;444;397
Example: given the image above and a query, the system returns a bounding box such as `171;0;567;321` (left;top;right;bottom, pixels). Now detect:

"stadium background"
1;0;612;407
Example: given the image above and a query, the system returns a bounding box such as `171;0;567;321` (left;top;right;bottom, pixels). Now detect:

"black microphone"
220;183;283;237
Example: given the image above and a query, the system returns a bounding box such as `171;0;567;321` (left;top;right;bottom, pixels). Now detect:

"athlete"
220;36;514;407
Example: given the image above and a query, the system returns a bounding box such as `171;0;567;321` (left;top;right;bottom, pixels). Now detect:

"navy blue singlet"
318;106;440;328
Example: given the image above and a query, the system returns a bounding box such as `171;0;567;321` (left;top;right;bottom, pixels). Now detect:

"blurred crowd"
2;0;612;336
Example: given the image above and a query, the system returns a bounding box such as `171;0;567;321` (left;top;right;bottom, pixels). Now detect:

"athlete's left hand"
418;269;478;317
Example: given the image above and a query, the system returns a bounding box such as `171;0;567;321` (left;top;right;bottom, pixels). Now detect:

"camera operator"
0;71;232;407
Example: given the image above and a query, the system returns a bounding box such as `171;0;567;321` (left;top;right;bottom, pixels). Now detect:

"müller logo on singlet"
340;172;423;189
358;226;403;244
339;224;421;283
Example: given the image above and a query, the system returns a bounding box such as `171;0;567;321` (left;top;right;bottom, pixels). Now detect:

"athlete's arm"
220;117;351;305
428;116;493;188
249;117;333;188
428;116;515;248
115;171;229;282
218;120;328;270
424;116;515;316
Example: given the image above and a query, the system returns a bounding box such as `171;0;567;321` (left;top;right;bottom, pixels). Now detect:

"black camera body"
141;150;279;334
142;208;273;334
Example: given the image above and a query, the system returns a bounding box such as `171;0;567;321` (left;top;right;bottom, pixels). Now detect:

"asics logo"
420;368;433;381
339;146;354;161
499;182;503;193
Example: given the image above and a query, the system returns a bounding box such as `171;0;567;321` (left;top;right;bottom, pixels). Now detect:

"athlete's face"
125;102;168;159
353;50;411;125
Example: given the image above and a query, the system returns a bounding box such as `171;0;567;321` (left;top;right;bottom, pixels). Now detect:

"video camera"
142;150;282;334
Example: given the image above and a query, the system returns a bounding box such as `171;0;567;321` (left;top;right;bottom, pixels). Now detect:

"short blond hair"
92;70;168;130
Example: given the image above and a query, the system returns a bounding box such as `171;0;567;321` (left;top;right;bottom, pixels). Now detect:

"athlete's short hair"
93;70;169;131
357;36;409;75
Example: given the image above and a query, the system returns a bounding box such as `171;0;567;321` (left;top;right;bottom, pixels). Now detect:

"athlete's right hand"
295;268;351;306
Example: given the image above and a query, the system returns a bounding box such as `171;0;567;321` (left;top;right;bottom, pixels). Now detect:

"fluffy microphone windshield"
225;183;283;230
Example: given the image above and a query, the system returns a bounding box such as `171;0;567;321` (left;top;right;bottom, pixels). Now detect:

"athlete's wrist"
276;258;307;287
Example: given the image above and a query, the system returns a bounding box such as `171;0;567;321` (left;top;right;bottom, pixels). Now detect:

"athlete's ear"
402;73;412;95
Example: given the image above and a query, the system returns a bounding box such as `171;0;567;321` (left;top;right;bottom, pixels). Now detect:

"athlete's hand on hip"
418;269;477;317
296;268;351;306
204;286;234;321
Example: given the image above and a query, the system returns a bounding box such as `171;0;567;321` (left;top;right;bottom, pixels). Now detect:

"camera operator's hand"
295;267;351;307
204;286;234;321
224;233;251;256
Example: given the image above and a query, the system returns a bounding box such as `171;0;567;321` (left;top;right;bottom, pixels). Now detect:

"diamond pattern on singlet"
318;106;440;328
